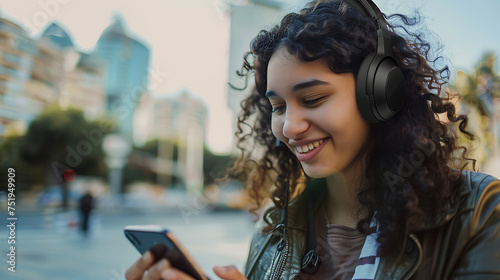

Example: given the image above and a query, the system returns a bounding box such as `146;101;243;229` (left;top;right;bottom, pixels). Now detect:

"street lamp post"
102;134;131;205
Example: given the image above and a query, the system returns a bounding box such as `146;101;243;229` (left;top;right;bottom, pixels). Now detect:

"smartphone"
124;225;209;280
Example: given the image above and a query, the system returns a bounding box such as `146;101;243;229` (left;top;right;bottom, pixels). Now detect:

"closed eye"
271;105;285;114
303;96;326;105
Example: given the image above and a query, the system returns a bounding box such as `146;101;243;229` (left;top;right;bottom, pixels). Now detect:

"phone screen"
124;225;208;280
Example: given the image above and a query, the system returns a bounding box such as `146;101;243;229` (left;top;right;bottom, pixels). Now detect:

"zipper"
271;176;291;280
270;236;289;280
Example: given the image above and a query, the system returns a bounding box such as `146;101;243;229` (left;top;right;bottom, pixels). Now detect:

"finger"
161;267;196;280
144;258;170;280
125;251;155;280
213;265;246;280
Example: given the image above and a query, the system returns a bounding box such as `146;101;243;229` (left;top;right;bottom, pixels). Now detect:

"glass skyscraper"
94;16;150;141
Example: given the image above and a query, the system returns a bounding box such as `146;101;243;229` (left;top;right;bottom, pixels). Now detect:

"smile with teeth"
296;139;325;154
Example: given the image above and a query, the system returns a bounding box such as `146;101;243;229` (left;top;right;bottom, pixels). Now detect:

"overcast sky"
0;0;498;153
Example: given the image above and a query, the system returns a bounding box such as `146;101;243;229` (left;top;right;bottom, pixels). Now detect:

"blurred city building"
29;36;65;103
0;17;109;138
59;50;106;120
94;15;150;142
1;12;148;143
134;88;208;193
0;16;61;136
41;22;74;50
226;0;295;153
40;23;107;119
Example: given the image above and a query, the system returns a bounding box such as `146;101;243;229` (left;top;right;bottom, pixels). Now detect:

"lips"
295;138;329;162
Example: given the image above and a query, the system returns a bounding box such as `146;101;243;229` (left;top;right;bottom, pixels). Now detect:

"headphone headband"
343;0;385;28
343;0;392;55
343;0;406;122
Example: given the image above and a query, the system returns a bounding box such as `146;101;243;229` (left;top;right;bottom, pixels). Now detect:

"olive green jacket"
244;170;500;279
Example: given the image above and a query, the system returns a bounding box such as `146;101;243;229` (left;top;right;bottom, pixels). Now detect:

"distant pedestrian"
79;190;94;237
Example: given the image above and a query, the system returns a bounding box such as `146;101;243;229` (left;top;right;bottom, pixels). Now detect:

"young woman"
125;0;500;279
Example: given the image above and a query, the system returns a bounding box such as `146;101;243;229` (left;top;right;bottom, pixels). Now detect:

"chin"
302;166;339;179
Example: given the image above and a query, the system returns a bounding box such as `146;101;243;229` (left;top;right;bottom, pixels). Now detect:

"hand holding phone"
124;225;209;280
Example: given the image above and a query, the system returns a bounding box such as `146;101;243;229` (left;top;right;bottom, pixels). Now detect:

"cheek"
271;117;284;139
324;102;369;149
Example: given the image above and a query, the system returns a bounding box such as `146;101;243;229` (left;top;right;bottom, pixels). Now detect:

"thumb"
213;265;246;280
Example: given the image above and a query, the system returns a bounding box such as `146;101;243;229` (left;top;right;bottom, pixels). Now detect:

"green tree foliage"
19;106;110;180
0;135;46;191
203;146;236;186
2;105;114;207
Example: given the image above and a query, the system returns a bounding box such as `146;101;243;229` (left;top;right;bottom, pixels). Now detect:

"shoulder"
443;172;500;277
462;170;499;192
453;170;500;246
461;170;500;217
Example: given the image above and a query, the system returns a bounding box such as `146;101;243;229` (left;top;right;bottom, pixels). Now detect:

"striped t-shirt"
295;207;380;280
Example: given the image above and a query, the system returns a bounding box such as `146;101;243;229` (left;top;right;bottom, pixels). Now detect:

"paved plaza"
0;208;256;280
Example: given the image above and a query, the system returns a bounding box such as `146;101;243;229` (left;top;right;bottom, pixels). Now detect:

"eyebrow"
265;79;330;98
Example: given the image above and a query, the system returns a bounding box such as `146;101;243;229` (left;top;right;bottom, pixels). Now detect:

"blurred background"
0;0;499;279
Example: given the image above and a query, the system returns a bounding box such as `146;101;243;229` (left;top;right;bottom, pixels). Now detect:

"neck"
324;162;366;228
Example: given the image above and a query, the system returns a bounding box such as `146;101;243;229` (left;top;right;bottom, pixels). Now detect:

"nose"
282;109;309;140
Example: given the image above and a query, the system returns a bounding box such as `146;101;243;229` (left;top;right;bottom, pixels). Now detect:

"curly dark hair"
229;0;476;257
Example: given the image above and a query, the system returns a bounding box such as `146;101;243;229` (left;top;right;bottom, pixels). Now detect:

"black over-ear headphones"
344;0;406;123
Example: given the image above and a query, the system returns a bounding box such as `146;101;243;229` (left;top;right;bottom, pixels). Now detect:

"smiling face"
267;47;371;178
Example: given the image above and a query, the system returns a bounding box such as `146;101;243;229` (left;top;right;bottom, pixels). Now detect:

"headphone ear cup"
355;53;379;123
373;56;405;120
356;54;406;123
